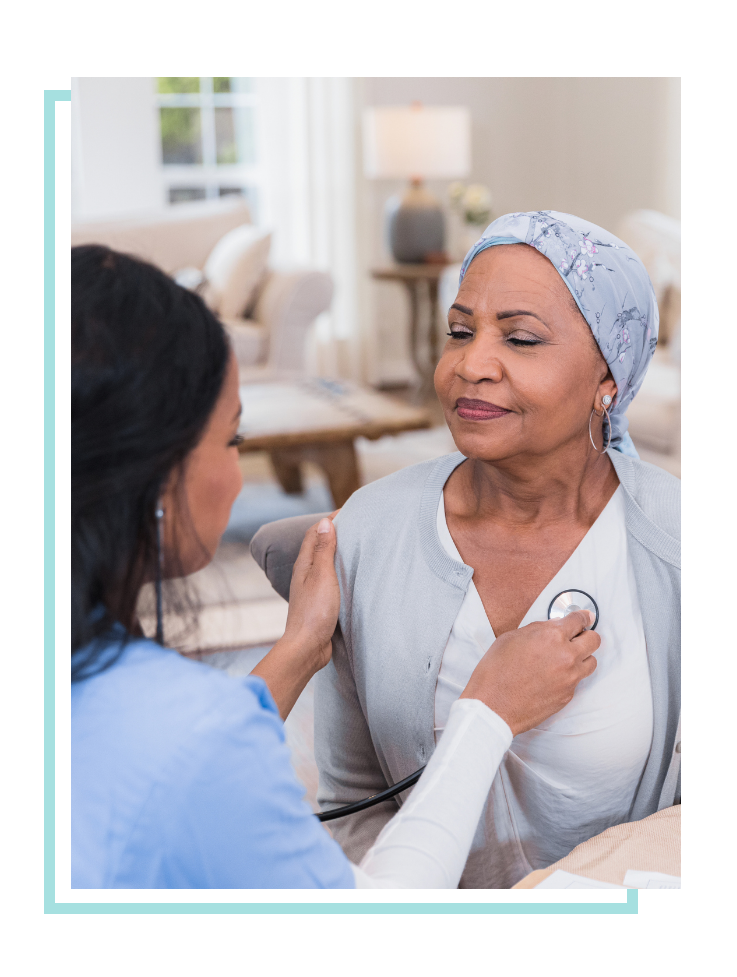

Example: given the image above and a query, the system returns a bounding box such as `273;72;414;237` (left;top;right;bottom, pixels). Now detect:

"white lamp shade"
363;105;471;180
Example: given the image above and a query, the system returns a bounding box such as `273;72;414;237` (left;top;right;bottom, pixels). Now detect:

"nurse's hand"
283;515;341;668
251;516;339;719
459;610;600;736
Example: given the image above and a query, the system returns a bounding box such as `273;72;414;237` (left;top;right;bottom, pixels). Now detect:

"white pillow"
203;224;271;320
221;317;268;368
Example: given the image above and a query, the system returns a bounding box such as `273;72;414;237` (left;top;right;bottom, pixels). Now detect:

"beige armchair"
71;197;333;376
222;269;333;377
615;210;680;471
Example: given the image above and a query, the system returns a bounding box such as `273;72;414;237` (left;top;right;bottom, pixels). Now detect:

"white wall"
660;78;681;222
72;77;163;220
358;77;680;385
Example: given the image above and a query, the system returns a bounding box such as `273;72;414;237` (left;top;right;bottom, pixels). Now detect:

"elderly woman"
259;211;679;889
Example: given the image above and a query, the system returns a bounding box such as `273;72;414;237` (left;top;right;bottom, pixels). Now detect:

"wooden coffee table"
237;377;431;506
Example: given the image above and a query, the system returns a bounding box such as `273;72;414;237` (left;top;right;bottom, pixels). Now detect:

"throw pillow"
220;318;269;368
203;225;272;320
173;267;205;292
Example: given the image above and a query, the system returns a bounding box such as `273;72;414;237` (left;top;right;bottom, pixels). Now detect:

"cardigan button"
675;742;681;753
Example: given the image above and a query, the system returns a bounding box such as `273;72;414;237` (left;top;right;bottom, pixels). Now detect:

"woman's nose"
456;338;504;384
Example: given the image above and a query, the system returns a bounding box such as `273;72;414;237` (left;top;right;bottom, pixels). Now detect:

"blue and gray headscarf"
459;211;659;457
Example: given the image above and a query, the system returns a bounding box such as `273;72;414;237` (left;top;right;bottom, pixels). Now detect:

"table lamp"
363;104;471;263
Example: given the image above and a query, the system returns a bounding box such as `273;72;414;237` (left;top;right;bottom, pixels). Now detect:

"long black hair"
71;245;229;680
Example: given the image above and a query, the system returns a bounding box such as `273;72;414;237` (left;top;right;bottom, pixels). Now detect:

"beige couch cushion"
203;225;271;320
221;318;268;367
513;804;680;888
71;198;252;274
625;348;680;455
616;211;680;348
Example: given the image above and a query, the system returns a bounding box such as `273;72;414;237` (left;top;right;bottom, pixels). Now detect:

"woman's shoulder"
336;451;463;535
609;450;680;545
353;451;463;501
72;638;279;751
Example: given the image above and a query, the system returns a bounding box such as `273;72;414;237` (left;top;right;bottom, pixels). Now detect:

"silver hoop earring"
589;401;612;453
155;505;165;645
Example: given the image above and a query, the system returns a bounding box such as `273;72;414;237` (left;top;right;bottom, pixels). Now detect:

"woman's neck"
449;439;619;530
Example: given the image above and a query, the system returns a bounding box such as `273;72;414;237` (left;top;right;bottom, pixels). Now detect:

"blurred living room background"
71;77;680;802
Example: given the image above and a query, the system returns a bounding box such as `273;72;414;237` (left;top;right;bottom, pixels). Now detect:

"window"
156;78;261;214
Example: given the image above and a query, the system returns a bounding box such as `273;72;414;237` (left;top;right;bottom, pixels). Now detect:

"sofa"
71;197;333;376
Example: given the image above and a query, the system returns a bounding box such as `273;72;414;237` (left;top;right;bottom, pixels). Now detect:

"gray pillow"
250;513;331;602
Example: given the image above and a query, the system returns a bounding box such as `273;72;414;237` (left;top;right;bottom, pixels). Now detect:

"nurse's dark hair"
71;245;229;680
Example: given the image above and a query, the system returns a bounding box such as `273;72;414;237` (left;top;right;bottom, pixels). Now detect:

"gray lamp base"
385;181;445;263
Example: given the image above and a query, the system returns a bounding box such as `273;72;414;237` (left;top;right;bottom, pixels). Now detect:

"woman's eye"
507;336;543;347
229;433;245;448
447;328;473;339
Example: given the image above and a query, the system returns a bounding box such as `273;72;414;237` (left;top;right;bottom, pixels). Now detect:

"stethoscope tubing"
317;766;425;822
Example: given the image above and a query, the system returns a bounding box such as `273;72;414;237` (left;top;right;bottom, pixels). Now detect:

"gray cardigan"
251;450;681;878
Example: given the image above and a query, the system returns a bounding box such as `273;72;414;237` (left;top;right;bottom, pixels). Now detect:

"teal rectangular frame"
46;88;637;915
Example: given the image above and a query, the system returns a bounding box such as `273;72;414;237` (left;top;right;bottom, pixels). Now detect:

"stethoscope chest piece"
548;590;599;631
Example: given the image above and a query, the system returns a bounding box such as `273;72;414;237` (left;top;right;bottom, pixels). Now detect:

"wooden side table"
371;263;450;395
237;377;431;507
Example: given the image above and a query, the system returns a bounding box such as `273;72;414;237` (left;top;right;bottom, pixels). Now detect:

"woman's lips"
456;397;512;421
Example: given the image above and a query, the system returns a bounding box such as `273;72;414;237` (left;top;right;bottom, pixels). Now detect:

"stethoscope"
317;590;599;823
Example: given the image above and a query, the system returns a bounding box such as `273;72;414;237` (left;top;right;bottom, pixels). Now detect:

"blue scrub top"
71;636;355;888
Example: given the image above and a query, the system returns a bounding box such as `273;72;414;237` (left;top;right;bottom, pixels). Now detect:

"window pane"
169;187;207;204
215;106;256;165
215;107;236;164
214;77;255;93
231;78;255;93
220;186;258;219
160;108;202;164
157;77;200;94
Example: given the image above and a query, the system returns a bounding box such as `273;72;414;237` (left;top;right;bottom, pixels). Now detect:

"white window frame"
155;77;265;212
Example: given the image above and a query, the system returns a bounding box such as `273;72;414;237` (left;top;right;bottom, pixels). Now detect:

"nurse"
71;244;599;889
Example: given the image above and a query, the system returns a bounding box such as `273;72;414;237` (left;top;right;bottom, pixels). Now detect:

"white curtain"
257;78;362;380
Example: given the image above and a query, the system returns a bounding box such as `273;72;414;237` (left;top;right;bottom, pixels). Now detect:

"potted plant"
449;182;493;257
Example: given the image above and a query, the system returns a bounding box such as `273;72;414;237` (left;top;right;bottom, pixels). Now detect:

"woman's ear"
597;371;618;409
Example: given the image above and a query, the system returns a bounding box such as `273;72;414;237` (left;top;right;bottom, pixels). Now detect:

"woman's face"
434;244;618;463
162;351;243;577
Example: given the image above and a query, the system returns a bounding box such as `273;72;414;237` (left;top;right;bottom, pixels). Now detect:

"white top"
434;486;654;888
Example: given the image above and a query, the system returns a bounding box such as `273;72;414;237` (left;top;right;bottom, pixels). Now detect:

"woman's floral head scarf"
459;211;659;456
